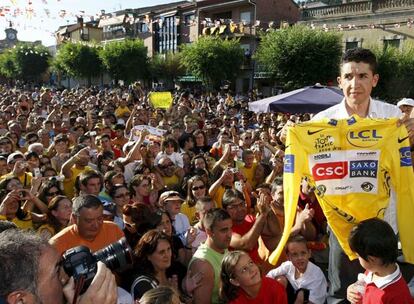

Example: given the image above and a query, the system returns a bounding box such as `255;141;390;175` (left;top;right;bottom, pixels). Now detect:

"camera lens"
93;237;132;271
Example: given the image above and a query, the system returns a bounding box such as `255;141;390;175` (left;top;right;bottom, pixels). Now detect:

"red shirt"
363;273;414;304
230;277;288;304
231;214;261;264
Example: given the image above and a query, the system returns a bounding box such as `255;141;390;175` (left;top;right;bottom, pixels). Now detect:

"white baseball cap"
397;98;414;108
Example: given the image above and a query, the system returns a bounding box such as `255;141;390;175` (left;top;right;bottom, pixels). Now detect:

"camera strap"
72;275;86;304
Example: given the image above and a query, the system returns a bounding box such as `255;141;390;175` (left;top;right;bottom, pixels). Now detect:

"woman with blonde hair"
138;286;180;304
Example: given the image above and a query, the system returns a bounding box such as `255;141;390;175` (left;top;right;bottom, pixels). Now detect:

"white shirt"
312;97;402;232
312;98;401;120
267;261;328;304
173;213;190;245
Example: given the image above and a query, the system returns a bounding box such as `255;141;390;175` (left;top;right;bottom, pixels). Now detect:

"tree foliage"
54;42;103;81
180;36;244;88
149;52;185;83
100;39;148;84
0;43;50;81
372;45;414;102
254;25;342;90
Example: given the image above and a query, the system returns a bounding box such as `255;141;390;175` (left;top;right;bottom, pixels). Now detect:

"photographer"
0;229;117;304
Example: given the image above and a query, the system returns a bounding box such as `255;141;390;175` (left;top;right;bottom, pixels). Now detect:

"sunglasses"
160;163;174;169
192;185;206;191
46;191;60;197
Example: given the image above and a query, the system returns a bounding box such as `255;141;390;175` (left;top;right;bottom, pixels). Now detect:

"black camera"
62;237;132;293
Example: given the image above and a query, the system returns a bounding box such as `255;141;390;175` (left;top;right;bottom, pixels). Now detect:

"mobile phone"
33;168;42;177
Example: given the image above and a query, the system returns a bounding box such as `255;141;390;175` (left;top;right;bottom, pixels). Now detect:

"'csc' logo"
346;130;382;148
312;161;348;181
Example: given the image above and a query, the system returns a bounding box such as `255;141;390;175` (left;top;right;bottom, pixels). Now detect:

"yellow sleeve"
389;126;414;263
269;126;306;265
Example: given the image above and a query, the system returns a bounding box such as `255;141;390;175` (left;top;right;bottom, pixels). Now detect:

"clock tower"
5;28;17;42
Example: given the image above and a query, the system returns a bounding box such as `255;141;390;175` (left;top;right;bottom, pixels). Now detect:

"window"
138;23;148;33
345;41;358;51
240;11;251;24
155;15;178;54
383;39;400;50
184;14;195;25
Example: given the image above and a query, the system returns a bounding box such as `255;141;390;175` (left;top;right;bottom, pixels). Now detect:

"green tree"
54;42;103;85
254;25;342;90
180;36;244;88
100;39;148;84
0;43;50;82
149;52;185;86
0;50;17;79
373;45;414;102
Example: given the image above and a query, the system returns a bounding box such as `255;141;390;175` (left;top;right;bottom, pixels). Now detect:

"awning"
98;15;126;27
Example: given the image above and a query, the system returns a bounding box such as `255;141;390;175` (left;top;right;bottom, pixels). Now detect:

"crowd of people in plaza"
0;48;413;304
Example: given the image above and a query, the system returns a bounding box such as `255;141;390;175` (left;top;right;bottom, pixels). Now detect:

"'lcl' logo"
348;130;382;139
312;161;348;181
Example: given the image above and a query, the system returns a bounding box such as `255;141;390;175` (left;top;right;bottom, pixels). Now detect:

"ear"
366;255;381;265
337;76;342;88
6;290;32;304
372;74;379;88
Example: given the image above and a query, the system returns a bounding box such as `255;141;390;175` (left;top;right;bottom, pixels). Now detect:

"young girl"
220;250;288;304
267;235;327;304
154;137;183;168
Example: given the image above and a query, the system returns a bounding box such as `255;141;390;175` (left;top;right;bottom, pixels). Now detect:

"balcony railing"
376;0;414;10
301;1;372;20
302;0;414;20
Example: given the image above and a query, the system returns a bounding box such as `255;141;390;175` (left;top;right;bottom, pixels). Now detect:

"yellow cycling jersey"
269;116;414;265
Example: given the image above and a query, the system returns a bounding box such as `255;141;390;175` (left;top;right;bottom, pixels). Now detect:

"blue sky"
0;0;185;46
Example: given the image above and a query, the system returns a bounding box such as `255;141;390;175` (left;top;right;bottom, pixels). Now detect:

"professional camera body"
62;237;132;293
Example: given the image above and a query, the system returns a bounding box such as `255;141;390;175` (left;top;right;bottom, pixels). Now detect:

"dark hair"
193;130;208;146
348;217;398;266
0;220;17;233
128;174;151;196
38;179;63;203
79;170;103;189
222;189;244;210
97;150;115;172
178;133;195;149
203;208;231;231
122;203;153;235
72;194;102;216
46;195;72;233
0;229;49;298
109;183;129;200
285;234;308;254
161;137;179;152
186;175;206;207
341;48;377;74
133;230;172;275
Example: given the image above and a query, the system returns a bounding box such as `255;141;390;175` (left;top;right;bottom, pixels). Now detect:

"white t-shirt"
173;213;190;245
267;261;328;304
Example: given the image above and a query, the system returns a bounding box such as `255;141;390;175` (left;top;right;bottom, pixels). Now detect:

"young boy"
347;218;414;304
267;235;327;304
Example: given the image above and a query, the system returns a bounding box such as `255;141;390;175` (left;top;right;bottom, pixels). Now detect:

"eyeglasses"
46;191;60;197
226;202;246;210
192;185;206;191
114;192;130;199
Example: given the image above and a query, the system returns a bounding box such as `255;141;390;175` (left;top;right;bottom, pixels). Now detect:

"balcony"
301;1;372;20
302;0;414;21
200;23;256;37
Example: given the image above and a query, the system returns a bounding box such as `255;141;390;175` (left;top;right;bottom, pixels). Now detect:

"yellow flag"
148;92;173;109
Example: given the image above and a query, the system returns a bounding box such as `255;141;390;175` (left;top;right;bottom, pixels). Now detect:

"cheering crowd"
0;48;414;304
